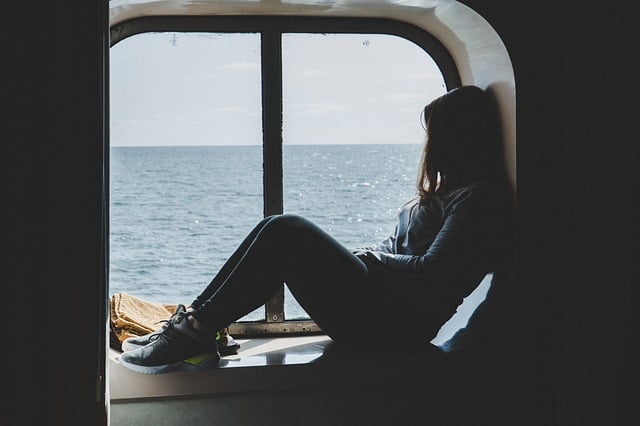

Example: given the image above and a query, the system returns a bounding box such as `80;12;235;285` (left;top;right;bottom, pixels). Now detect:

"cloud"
384;92;429;103
288;102;354;115
408;71;439;80
299;69;325;78
221;62;259;71
215;106;245;113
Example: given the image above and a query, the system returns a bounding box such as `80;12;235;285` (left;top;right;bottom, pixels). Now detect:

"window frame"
109;15;461;337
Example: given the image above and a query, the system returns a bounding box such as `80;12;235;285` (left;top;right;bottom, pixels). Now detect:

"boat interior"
5;1;637;425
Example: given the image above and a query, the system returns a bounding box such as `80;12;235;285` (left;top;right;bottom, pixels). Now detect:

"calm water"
109;144;423;320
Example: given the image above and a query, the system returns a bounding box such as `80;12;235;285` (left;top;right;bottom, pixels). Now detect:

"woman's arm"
360;185;502;282
351;226;396;255
351;196;420;255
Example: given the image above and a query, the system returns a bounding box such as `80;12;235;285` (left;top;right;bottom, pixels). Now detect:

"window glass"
110;32;264;321
282;33;447;319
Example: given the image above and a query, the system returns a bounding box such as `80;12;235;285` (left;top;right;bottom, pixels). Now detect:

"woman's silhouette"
119;85;511;374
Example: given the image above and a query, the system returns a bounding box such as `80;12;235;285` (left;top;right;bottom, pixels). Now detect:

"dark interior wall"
553;5;637;424
460;1;637;425
3;0;636;425
5;1;108;425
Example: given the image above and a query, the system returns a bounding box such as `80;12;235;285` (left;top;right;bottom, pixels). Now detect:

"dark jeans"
190;214;438;347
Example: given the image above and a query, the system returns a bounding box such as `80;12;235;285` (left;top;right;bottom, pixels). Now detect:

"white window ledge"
109;334;459;402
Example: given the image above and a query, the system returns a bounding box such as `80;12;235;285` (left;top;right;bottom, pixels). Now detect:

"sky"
110;32;446;146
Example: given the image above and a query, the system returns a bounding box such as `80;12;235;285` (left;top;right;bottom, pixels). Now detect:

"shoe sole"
117;352;220;375
122;340;240;356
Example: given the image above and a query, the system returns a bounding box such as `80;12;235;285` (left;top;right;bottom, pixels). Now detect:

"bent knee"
260;214;318;240
267;213;309;228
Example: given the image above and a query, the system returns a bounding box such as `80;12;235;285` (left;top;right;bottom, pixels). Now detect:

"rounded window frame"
110;15;460;88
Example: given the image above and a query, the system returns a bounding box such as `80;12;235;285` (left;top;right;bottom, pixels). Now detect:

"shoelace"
149;323;181;344
148;304;187;343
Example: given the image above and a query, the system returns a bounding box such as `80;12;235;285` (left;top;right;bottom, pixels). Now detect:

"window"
110;16;460;336
110;32;266;322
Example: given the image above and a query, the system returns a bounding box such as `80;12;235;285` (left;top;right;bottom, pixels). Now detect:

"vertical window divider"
261;30;285;323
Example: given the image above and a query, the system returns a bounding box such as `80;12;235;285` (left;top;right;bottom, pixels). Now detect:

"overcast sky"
110;32;446;146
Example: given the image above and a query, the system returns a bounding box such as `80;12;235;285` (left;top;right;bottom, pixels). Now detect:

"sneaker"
118;311;220;375
215;333;241;356
123;332;240;356
121;304;187;352
122;306;241;356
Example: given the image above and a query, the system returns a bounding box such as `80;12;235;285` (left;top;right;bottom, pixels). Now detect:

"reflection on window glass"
110;33;264;321
282;33;447;319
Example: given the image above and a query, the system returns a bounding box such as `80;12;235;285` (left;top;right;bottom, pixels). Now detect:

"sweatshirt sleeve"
351;197;420;255
351;225;396;254
360;185;500;282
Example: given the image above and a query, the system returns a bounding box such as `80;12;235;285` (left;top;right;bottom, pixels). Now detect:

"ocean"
109;144;424;321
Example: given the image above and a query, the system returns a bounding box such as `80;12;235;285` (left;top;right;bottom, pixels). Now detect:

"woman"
119;85;510;374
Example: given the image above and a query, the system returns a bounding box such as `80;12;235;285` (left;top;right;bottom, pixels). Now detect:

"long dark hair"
417;85;505;197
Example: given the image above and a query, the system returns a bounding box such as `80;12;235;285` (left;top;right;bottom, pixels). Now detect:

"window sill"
109;334;453;402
